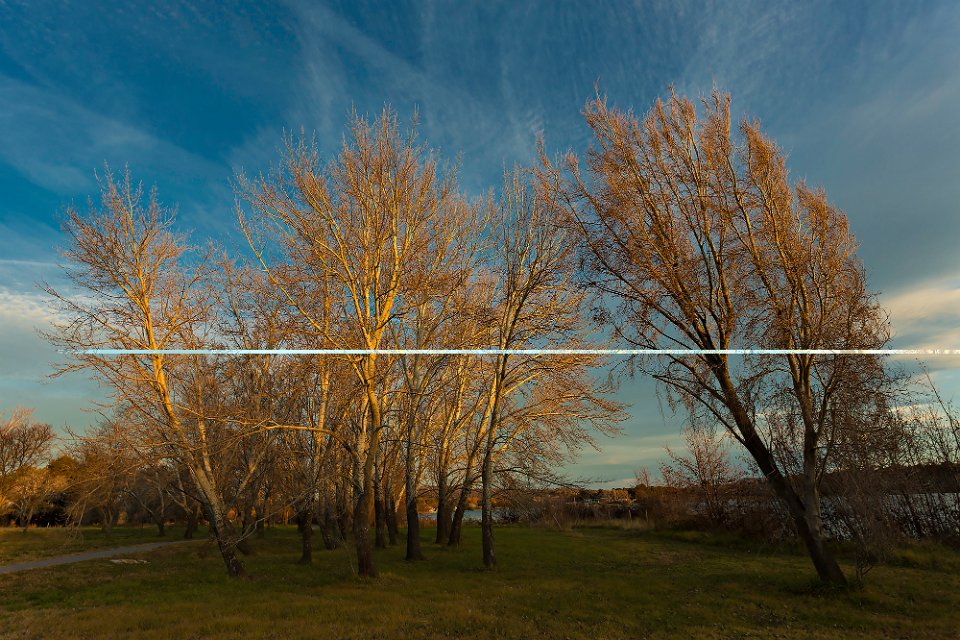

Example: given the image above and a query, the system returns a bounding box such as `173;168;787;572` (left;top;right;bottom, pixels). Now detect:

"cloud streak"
883;276;960;371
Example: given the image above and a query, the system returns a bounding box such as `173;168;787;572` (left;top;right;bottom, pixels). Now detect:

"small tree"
45;169;249;577
659;425;744;526
8;466;66;529
1;407;55;516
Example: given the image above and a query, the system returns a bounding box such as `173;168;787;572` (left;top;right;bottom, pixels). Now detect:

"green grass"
1;524;959;639
0;525;199;565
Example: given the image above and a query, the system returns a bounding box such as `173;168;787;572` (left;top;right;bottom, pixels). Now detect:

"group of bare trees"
41;109;623;578
29;89;948;586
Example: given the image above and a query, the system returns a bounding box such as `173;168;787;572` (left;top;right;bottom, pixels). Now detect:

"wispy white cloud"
883;275;960;370
676;2;810;110
229;1;553;193
0;255;103;431
0;72;241;245
574;428;687;484
0;75;208;193
0;286;102;431
884;276;960;338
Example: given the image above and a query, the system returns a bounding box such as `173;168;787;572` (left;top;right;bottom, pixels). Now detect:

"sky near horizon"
1;0;959;486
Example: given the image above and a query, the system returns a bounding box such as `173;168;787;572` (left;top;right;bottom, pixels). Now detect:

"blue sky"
1;1;959;485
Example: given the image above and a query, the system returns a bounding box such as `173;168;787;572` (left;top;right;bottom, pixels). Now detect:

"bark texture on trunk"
336;485;351;545
448;479;471;547
434;475;450;544
404;431;424;559
256;502;266;539
374;479;388;549
215;535;247;578
235;506;255;555
405;474;424;560
715;364;846;584
235;533;255;556
352;383;381;578
353;488;377;577
748;428;844;584
385;483;399;546
205;501;247;578
321;501;343;549
480;448;496;568
296;508;313;565
184;504;199;539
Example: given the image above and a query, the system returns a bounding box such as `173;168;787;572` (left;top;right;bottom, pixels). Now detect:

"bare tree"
472;170;623;567
64;421;132;536
238;109;466;577
124;461;174;536
44;169;249;577
389;196;486;560
540;90;889;584
7;466;66;529
660;424;744;526
0;407;55;515
434;351;488;547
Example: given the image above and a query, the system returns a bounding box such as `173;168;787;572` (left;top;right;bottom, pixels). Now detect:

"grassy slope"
0;524;958;639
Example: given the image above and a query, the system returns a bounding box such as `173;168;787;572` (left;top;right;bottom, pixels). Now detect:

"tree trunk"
481;447;496;568
322;498;343;549
336;482;351;544
739;418;844;581
236;535;255;555
256;501;266;539
101;508;114;539
448;476;473;547
385;482;399;546
714;364;846;585
406;464;424;560
353;488;377;577
236;507;255;555
316;493;334;550
20;507;35;531
205;501;247;578
214;534;247;578
374;478;388;549
753;439;844;584
184;504;200;539
296;507;313;565
354;399;379;576
435;473;450;544
352;378;383;578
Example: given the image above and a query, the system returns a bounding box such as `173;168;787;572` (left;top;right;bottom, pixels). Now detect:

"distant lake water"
420;509;485;521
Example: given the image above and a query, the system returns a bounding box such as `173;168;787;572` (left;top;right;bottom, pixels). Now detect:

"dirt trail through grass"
0;540;194;575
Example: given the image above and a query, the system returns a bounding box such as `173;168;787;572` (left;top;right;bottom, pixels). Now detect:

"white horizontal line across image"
79;349;960;356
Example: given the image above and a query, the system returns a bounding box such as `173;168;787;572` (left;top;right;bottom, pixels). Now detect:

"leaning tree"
540;90;889;584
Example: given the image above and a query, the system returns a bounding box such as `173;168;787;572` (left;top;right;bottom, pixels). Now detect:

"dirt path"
0;540;195;575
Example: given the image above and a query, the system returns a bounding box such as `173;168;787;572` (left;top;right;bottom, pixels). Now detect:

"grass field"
0;525;200;565
1;523;958;639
